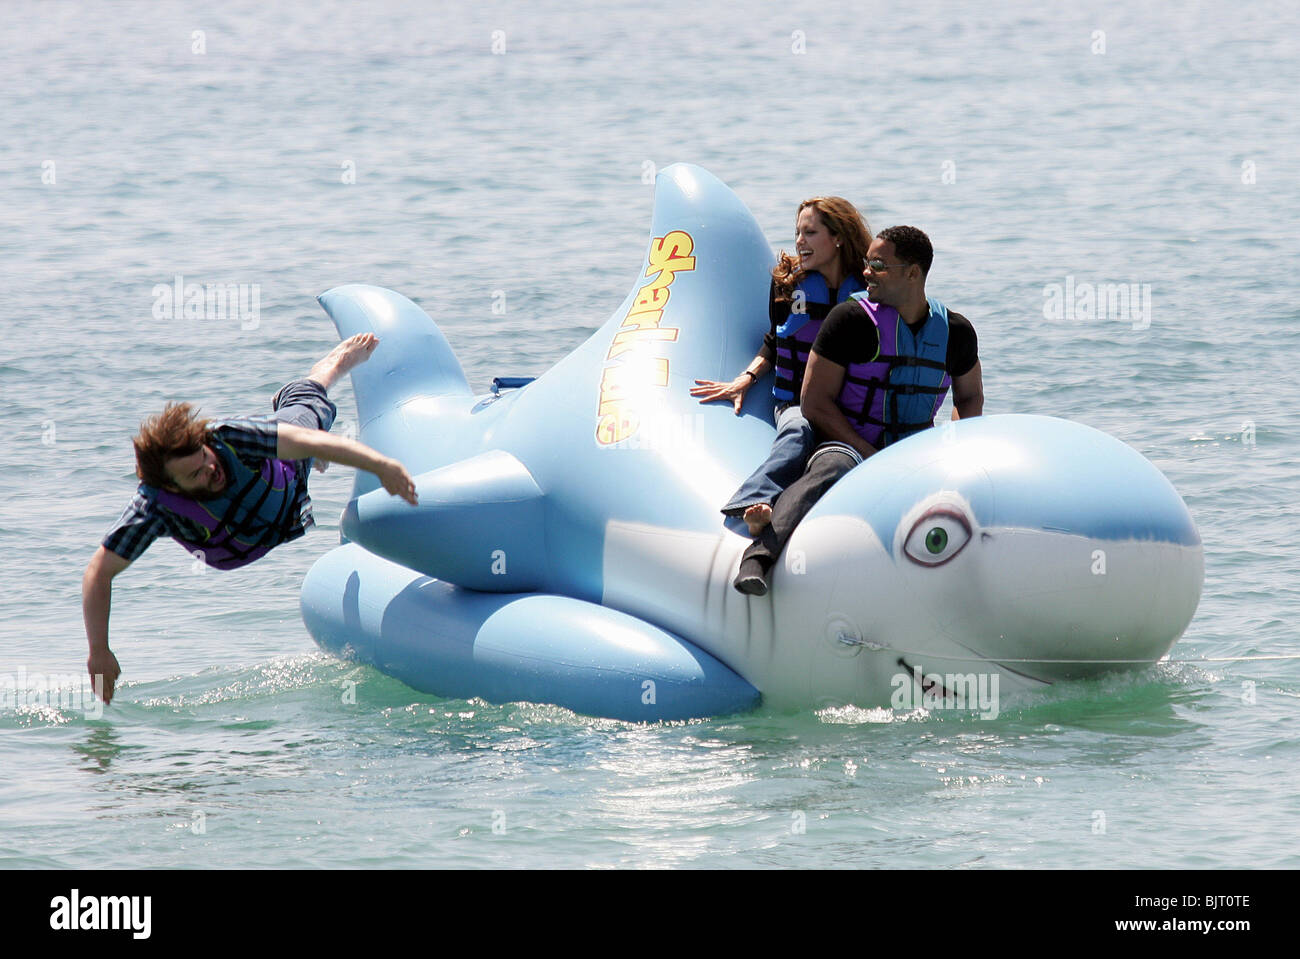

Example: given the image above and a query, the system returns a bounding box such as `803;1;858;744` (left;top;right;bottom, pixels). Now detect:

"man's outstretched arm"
276;423;419;505
83;545;130;704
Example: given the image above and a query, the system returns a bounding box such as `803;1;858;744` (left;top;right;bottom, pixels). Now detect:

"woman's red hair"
771;196;873;303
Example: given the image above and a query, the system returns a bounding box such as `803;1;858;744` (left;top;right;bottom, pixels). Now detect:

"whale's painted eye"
903;508;972;567
924;527;947;554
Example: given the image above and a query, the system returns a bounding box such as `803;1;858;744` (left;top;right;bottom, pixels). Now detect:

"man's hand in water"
82;546;130;705
87;647;121;705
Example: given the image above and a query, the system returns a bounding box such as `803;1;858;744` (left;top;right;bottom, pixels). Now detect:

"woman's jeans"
721;403;815;515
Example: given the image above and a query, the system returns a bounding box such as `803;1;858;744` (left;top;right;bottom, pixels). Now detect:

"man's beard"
190;482;228;502
191;460;230;501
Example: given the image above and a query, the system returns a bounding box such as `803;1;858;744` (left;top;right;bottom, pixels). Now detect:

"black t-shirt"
812;299;978;378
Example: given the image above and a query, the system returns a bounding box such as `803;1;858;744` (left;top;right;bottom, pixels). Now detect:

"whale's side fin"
342;449;549;592
318;284;475;489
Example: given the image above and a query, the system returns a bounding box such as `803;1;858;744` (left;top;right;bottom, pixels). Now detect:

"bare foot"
308;333;379;391
744;503;772;535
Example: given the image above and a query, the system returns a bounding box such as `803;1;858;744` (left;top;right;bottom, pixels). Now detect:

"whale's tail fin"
317;284;474;493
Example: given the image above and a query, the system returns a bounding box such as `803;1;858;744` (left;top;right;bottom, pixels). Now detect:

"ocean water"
2;0;1298;870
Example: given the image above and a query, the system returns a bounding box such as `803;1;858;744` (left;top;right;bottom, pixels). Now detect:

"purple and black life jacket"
155;437;306;570
836;294;952;448
772;271;867;404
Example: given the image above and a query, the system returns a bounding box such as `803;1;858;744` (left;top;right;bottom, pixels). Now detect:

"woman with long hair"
691;196;873;533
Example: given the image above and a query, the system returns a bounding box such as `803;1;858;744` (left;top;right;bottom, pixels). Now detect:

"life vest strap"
841;374;947;394
838;406;937;429
876;353;948;372
216;462;305;562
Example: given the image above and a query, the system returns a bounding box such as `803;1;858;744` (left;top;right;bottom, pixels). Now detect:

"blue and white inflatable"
301;164;1204;721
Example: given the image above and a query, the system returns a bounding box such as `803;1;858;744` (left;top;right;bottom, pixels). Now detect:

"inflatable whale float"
301;164;1204;721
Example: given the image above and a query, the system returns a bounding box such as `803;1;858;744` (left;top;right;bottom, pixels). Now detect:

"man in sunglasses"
82;333;420;703
734;225;984;595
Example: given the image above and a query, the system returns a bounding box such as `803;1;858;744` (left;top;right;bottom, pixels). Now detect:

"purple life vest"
772;271;867;404
155;438;306;570
836;294;952;448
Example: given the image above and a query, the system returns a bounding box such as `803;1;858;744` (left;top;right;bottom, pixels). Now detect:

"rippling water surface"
2;0;1298;869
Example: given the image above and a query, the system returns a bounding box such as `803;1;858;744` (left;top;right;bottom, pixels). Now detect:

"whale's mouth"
896;657;961;700
986;658;1049;683
897;655;1048;691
